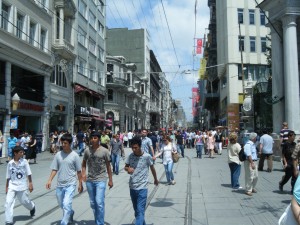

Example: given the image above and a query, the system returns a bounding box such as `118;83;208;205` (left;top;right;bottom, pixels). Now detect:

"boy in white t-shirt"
5;146;35;225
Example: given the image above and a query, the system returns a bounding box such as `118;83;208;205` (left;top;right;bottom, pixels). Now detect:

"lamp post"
11;93;20;111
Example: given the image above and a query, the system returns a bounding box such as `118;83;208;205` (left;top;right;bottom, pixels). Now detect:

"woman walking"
154;135;177;185
194;131;205;158
26;135;37;164
227;133;242;190
207;132;215;158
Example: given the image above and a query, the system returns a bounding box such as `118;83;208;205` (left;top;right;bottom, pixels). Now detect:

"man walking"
141;129;154;158
82;131;113;225
110;134;124;175
76;130;85;156
128;130;133;147
175;130;185;157
46;133;83;225
125;136;158;225
258;129;274;172
244;132;259;196
214;129;224;155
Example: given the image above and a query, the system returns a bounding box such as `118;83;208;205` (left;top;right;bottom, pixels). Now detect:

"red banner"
196;46;202;54
197;39;202;47
196;39;203;54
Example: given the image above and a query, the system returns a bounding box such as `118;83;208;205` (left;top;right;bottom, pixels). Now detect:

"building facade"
260;0;300;134
0;0;53;156
214;0;269;132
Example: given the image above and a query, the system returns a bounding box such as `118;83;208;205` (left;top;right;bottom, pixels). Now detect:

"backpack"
238;146;247;162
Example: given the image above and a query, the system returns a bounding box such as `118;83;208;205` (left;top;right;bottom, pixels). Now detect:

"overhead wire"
111;0;127;27
130;0;143;28
122;0;136;28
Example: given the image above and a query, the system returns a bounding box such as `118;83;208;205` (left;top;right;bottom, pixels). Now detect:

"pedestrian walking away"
46;133;83;225
227;132;242;190
258;129;274;172
154;135;177;185
82;131;113;225
244;132;259;196
125;136;159;225
5;146;35;225
194;131;205;158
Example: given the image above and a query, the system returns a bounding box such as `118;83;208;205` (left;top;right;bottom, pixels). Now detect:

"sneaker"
233;186;243;191
252;189;257;193
171;180;176;185
70;211;74;223
30;206;35;216
6;223;13;225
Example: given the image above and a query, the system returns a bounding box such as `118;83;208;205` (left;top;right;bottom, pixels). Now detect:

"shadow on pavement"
50;220;102;225
221;183;232;188
149;200;174;207
13;215;32;222
281;200;291;204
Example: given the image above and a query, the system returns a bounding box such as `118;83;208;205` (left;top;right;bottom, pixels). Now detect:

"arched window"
51;65;67;87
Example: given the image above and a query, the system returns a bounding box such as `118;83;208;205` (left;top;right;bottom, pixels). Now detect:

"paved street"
0;147;292;225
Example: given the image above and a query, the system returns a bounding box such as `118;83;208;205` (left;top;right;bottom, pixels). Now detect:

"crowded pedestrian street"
0;147;292;225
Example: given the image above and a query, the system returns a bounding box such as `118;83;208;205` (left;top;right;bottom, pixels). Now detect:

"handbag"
278;203;298;225
172;152;179;163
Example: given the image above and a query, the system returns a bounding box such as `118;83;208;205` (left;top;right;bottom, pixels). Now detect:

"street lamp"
256;76;268;93
12;93;20;111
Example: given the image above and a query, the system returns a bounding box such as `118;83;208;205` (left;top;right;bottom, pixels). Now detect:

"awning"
75;116;92;122
74;84;102;99
92;116;105;121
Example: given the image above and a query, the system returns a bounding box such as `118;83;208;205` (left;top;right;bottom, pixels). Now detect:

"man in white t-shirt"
127;130;133;147
258;129;274;172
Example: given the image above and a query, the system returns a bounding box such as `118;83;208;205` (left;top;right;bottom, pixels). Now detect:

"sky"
106;0;210;121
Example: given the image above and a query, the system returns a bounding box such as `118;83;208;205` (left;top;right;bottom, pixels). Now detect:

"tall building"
0;0;53;155
205;0;270;132
72;0;106;133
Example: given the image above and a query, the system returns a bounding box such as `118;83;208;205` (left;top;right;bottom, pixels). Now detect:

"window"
89;11;96;28
260;11;266;25
98;46;104;62
78;58;86;75
40;29;47;51
107;64;113;73
261;37;266;53
98;21;104;37
78;27;86;47
79;0;87;17
250;36;256;52
50;65;67;88
89;38;96;54
238;64;268;81
1;3;9;30
16;13;24;39
107;89;113;101
237;8;243;24
141;84;145;95
239;36;244;51
89;67;97;82
29;22;36;45
249;9;255;25
97;0;105;14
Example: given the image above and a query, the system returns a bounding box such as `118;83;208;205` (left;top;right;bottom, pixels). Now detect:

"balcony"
52;39;76;59
150;102;160;113
106;76;129;89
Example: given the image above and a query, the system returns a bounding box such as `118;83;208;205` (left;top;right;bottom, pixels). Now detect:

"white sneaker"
171;180;176;185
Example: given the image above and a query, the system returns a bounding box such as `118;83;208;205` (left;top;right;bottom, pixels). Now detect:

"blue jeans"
177;144;184;157
164;162;174;183
111;153;120;174
196;145;203;158
78;142;84;155
130;189;147;225
228;163;241;188
56;185;76;225
86;181;107;225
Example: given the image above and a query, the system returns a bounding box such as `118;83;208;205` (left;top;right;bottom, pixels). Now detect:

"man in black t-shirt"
175;131;185;157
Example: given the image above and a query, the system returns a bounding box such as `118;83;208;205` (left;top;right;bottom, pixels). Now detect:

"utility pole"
238;21;245;100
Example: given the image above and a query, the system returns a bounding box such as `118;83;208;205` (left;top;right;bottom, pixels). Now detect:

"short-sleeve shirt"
125;152;153;190
292;143;300;162
101;135;110;144
260;134;274;154
176;134;184;145
280;128;291;144
50;150;82;187
244;141;258;161
109;139;123;155
141;137;153;154
6;158;32;191
83;146;110;182
282;141;296;163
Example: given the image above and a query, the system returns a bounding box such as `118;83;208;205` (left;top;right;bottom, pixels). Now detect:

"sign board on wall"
227;103;240;132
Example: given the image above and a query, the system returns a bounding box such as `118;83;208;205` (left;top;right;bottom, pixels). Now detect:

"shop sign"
74;105;90;115
90;107;100;117
10;117;18;129
19;102;43;112
0;108;7;114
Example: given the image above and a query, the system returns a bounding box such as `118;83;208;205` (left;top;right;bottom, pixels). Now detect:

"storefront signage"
74;105;90;115
10;117;18;129
19;102;43;112
55;104;66;112
90;107;100;117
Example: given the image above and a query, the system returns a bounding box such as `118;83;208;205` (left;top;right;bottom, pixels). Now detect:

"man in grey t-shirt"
258;129;274;172
125;136;158;225
82;131;113;225
46;134;83;225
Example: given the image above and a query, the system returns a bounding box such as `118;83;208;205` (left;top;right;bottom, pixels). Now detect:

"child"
5;146;35;225
125;136;159;225
46;133;83;225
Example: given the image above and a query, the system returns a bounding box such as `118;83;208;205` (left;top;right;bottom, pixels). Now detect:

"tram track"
184;156;192;225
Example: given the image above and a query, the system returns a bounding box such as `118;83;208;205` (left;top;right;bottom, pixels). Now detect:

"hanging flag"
196;39;203;54
199;58;207;79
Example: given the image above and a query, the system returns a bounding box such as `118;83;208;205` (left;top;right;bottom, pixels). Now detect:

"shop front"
49;102;68;133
